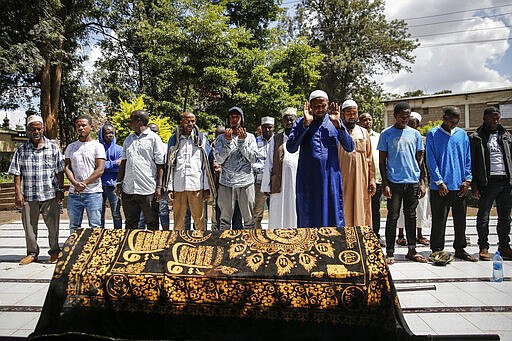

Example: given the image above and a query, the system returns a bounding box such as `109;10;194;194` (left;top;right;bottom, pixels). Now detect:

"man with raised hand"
286;90;354;228
214;106;259;230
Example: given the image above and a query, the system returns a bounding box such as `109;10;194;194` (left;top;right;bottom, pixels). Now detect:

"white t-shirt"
488;133;506;175
65;140;106;193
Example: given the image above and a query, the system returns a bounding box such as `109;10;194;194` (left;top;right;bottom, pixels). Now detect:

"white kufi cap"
261;116;275;125
309;90;329;102
410;111;422;123
26;115;43;126
341;99;358;110
281;107;297;117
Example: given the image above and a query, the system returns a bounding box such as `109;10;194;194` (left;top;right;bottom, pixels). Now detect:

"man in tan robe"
338;100;376;226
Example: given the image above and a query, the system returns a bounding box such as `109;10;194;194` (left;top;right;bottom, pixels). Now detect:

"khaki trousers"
253;183;268;229
173;191;205;230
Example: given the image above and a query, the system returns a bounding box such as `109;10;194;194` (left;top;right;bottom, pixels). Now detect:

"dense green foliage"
0;0;418;137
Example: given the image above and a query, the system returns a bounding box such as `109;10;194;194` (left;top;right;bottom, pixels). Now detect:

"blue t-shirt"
377;126;424;184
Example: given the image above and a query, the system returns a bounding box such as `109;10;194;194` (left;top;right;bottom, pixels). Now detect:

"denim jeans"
102;186;122;228
476;177;512;249
385;182;419;256
67;192;103;231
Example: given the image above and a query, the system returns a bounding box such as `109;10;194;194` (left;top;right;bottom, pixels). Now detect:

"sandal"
454;251;478;262
417;237;430;245
396;237;407;246
386;257;395;265
405;253;427;263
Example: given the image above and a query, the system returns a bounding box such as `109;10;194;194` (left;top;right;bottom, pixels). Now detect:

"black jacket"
469;124;512;188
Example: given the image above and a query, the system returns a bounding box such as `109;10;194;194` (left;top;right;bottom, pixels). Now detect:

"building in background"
382;87;512;130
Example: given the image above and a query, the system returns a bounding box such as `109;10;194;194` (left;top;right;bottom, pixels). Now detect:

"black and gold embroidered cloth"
31;227;413;340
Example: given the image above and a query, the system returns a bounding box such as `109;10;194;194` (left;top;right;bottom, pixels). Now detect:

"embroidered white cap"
410;111;422;123
26;115;43;126
341;99;358;110
261;116;275;125
281;107;297;117
308;90;329;102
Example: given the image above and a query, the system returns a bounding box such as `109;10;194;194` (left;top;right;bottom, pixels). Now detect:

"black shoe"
498;246;512;260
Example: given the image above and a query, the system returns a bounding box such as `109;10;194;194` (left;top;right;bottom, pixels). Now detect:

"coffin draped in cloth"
30;227;413;340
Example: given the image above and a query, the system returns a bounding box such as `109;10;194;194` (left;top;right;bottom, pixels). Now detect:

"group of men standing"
9;89;512;267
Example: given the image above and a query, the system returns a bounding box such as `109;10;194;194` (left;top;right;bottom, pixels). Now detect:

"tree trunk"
40;56;52;138
40;43;63;140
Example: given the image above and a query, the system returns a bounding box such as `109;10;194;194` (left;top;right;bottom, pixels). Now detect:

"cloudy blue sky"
378;0;512;94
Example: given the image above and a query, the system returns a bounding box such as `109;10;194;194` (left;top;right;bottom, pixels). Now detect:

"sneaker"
479;248;491;261
498;246;512;260
19;255;37;265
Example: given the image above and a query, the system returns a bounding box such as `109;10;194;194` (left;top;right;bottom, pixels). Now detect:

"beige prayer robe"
338;125;375;227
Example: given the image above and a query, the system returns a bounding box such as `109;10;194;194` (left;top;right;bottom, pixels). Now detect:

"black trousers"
122;193;158;230
371;184;383;237
429;190;467;252
385;182;419;256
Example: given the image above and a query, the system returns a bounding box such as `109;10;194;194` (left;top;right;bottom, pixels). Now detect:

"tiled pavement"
1;216;511;339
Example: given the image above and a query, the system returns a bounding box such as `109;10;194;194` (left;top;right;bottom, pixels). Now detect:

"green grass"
0;172;13;183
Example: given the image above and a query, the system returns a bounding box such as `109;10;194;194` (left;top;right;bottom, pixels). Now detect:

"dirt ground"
0;210;24;225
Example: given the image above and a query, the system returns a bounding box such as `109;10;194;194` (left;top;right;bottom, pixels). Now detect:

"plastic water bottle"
492;251;504;283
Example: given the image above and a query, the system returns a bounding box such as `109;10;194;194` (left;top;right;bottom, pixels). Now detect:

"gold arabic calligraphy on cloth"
59;226;395;328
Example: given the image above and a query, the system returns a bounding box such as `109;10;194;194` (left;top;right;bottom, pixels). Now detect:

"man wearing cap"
115;110;165;230
358;112;385;246
252;116;274;228
65;115;106;232
396;112;430;246
338;99;375;227
261;107;299;228
9;115;65;265
214;106;259;229
210;126;243;230
426;106;475;262
287;90;354;228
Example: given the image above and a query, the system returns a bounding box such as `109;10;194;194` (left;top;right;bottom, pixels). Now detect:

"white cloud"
379;0;512;95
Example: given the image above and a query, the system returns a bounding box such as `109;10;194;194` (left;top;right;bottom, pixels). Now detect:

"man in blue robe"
287;90;355;228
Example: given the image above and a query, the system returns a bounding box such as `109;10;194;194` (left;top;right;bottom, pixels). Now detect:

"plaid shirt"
9;137;65;202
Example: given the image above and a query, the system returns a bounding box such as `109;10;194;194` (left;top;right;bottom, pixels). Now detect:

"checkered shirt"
8;137;65;201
